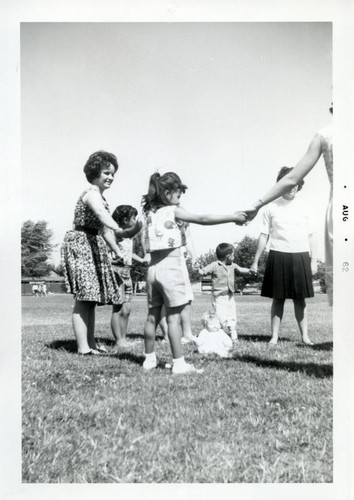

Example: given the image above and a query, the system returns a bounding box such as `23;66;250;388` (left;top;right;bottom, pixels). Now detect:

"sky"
21;22;332;264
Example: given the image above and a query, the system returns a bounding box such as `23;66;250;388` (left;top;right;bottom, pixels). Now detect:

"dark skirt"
261;250;314;300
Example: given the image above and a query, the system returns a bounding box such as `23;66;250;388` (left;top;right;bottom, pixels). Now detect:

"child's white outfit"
141;206;193;308
196;328;233;358
199;260;239;339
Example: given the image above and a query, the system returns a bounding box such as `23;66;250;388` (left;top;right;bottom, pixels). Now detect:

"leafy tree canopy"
21;220;54;278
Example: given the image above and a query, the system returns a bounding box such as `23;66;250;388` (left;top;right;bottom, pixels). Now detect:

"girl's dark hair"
141;172;187;214
112;205;138;228
276;166;304;191
84;150;119;183
216;242;235;260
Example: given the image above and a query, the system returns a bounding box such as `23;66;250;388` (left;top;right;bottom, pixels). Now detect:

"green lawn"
22;292;332;483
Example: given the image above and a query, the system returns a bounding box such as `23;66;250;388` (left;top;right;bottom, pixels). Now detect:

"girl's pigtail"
142;172;161;215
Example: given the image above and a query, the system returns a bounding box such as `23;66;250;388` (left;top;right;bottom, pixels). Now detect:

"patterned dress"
61;187;120;305
319;125;333;306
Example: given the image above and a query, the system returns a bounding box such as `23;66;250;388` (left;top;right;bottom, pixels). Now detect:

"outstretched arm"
175;206;247;226
245;134;323;221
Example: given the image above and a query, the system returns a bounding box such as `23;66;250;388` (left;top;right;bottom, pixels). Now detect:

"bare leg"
181;301;195;341
293;298;313;344
111;302;131;346
165;305;184;359
87;302;96;349
270;298;285;345
144;306;162;354
72;300;96;354
159;305;168;340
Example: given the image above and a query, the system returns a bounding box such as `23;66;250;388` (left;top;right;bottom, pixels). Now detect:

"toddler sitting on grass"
195;310;233;358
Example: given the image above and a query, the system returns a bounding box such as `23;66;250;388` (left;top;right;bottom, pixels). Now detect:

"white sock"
145;352;156;362
173;356;185;367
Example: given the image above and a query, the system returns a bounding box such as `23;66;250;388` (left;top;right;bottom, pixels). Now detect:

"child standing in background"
141;172;247;374
198;243;251;342
110;205;149;348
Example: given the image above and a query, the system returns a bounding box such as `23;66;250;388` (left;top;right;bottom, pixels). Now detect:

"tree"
313;259;326;293
186;248;216;283
233;235;268;291
21;220;54;278
51;263;65;277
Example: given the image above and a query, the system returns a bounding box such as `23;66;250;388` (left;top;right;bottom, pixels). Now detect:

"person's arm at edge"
245;134;323;220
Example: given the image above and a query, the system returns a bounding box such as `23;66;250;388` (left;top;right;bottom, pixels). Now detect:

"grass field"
22;292;332;483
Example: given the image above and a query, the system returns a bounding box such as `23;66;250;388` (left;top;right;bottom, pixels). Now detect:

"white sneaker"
172;362;204;375
143;358;157;371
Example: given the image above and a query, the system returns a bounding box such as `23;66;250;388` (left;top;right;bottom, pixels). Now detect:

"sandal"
95;345;108;353
78;349;101;356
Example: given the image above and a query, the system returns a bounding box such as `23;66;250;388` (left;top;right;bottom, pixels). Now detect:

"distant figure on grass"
40;283;47;297
250;167;317;346
32;284;39;297
110;205;149;349
141;171;247;374
61;151;141;356
198;243;251;343
245;105;333;306
195;310;233;358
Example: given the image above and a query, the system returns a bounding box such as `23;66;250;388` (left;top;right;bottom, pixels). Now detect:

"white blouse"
261;197;315;253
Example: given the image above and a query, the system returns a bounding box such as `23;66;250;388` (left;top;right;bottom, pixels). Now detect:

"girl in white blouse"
251;167;317;346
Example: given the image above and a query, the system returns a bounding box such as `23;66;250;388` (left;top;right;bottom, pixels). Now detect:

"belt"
74;225;99;236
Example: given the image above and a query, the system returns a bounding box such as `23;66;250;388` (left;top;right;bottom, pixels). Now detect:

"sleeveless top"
318;125;333;194
142;205;187;253
73;188;110;230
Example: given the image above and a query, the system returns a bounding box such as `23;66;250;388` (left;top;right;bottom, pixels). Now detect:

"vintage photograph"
20;22;334;484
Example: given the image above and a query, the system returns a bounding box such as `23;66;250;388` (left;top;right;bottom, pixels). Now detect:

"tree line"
21;220;326;292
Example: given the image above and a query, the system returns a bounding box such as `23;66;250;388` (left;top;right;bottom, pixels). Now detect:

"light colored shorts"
213;293;237;331
147;248;194;308
113;265;133;304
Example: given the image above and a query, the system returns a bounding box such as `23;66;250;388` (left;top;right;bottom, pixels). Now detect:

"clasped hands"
234;206;259;226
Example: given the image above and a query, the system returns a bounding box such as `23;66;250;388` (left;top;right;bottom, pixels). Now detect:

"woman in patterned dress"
61;151;141;355
245;105;333;306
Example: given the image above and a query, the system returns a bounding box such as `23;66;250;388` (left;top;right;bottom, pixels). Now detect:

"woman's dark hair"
276;166;304;191
112;205;138;227
141;172;187;214
84;151;119;183
216;242;235;260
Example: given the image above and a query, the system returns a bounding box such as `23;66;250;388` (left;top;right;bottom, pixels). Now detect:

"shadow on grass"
309;341;333;351
239;334;292;343
46;339;148;366
235;354;333;378
46;339;78;353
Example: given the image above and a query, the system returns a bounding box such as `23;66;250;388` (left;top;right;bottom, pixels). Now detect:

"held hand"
143;254;151;265
234;211;247;226
244;207;260;223
250;263;258;274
